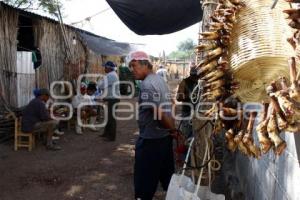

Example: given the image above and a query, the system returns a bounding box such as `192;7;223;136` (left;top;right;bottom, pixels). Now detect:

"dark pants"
120;83;128;95
34;120;58;146
103;99;119;140
134;136;175;200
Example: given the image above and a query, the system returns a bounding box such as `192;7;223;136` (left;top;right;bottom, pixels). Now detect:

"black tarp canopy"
106;0;202;35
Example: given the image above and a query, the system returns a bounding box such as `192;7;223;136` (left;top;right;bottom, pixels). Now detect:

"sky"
61;0;200;56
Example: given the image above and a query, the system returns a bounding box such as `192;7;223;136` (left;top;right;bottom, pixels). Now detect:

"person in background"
134;80;142;97
156;65;168;83
176;67;199;138
44;85;66;137
86;82;99;131
129;51;178;200
33;88;41;98
34;88;66;138
21;88;61;151
45;98;65;140
72;83;96;134
119;58;135;95
87;82;97;98
97;61;120;141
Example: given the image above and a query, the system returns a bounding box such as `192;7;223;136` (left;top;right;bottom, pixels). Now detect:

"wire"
70;8;111;25
176;119;221;172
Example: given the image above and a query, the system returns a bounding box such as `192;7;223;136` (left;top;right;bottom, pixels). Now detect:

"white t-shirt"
156;68;168;82
97;71;120;99
71;94;93;108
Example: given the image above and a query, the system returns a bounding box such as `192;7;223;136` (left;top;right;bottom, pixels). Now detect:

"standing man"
21;88;61;150
176;67;199;138
156;65;168;83
129;51;177;200
97;61;120;141
119;58;135;95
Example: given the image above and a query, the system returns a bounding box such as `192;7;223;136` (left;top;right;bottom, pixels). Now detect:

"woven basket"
229;0;296;103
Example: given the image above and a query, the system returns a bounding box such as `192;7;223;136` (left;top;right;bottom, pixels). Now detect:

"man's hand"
169;129;185;141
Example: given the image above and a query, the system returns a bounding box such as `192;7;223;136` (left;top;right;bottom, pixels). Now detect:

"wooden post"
192;0;219;184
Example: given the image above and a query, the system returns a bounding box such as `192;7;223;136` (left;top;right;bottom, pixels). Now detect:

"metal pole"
271;0;279;9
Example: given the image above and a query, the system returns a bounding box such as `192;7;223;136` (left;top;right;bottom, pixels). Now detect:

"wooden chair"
14;117;35;151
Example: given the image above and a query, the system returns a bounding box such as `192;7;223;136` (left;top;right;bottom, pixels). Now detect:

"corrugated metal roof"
79;32;136;56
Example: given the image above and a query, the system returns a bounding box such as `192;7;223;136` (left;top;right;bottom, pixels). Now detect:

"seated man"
72;83;97;134
21;88;61;151
36;88;65;137
86;82;99;131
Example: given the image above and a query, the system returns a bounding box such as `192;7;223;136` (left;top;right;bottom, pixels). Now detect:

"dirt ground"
0;80;181;200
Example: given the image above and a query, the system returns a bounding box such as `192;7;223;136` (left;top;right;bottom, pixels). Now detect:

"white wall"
16;52;35;107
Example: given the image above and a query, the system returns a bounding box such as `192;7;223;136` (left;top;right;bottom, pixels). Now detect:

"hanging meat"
204;79;226;91
233;111;252;156
256;103;273;154
234;129;251;156
284;4;300;52
267;107;287;156
195;0;244;102
199;31;221;40
288;57;300;102
242;112;261;159
193;0;257;157
202;69;225;83
195;42;218;51
284;0;300;3
225;128;238;152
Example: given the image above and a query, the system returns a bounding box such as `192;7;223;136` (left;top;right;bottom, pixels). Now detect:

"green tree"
3;0;63;16
168;38;196;60
168;51;189;60
177;38;195;52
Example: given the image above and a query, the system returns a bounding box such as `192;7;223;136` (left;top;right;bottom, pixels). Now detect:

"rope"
184;139;221;171
191;80;204;104
178;120;221;172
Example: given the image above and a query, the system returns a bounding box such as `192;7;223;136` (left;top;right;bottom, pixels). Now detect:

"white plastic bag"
166;173;200;200
166;138;225;200
197;186;225;200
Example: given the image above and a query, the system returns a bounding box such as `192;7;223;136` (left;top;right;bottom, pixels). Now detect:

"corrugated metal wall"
236;122;300;200
16;52;35;107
